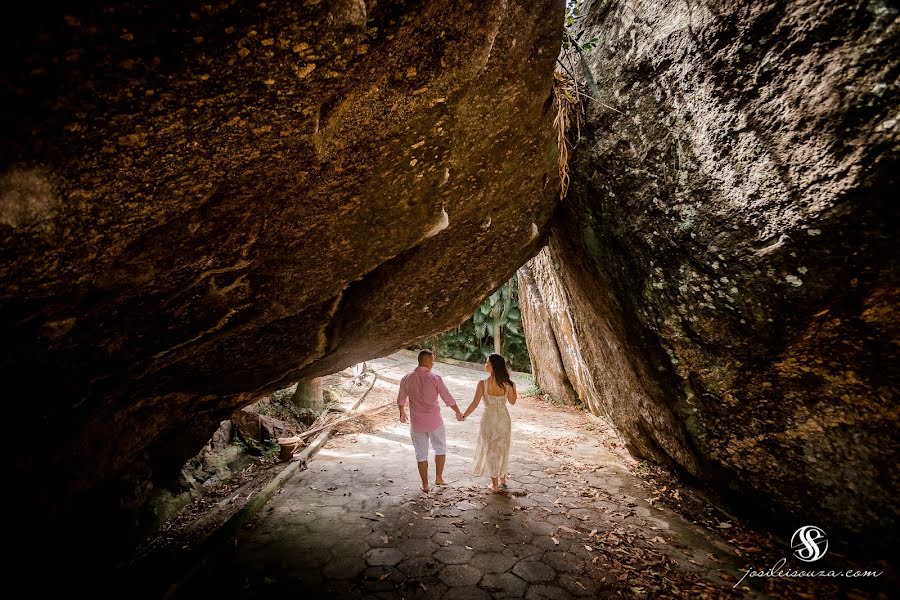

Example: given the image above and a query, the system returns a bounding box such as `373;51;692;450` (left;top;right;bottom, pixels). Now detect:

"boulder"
0;0;563;543
231;408;287;444
526;0;898;543
517;260;579;407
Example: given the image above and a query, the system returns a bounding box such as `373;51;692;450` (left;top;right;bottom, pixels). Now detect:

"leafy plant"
522;375;543;397
416;275;531;372
561;0;600;100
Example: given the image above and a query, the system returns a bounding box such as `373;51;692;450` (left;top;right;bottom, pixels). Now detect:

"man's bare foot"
421;483;430;493
435;479;449;486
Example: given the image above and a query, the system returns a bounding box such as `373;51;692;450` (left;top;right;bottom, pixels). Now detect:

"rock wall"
517;260;580;407
523;0;898;543
0;0;563;541
520;243;699;473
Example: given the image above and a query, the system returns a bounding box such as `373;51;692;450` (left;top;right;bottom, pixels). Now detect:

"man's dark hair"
418;349;434;365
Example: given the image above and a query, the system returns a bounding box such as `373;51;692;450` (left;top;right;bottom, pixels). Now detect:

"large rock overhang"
0;0;564;530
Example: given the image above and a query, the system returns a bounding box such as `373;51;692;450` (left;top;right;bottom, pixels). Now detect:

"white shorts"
410;425;447;462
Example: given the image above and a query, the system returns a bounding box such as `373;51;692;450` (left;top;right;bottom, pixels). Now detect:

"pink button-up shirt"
397;366;457;433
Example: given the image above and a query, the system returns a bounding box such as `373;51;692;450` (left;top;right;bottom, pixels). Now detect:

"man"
397;349;465;492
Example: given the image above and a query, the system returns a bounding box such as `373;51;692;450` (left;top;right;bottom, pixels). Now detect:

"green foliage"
417;275;531;372
563;1;598;51
561;0;600;101
233;429;279;460
522;375;542;397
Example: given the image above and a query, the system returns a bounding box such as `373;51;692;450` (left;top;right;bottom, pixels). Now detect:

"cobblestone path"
177;351;747;599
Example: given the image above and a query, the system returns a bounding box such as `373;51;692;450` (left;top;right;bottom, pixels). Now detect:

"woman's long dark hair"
489;353;514;390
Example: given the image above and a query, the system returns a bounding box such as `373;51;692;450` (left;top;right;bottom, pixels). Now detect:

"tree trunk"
292;377;324;413
493;315;501;354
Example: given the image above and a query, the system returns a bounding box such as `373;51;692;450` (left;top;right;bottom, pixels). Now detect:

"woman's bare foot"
490;485;503;494
499;476;508;488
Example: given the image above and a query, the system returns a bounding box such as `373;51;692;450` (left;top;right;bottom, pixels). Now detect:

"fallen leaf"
584;545;594;552
465;546;473;550
378;572;390;582
551;537;559;545
376;512;385;518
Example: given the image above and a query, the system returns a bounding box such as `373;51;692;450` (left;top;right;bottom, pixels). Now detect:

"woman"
462;353;518;493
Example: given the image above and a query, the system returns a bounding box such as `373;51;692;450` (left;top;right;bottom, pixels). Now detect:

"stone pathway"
175;351;749;598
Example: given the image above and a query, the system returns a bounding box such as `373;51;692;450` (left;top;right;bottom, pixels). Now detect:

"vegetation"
553;2;598;199
562;0;600;101
417;275;531;372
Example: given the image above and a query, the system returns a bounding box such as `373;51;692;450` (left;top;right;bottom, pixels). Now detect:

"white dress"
472;377;512;478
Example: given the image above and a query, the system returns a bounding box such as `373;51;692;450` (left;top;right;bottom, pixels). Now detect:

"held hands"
455;410;466;422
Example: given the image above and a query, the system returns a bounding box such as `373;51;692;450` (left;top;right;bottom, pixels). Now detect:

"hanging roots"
552;70;580;200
